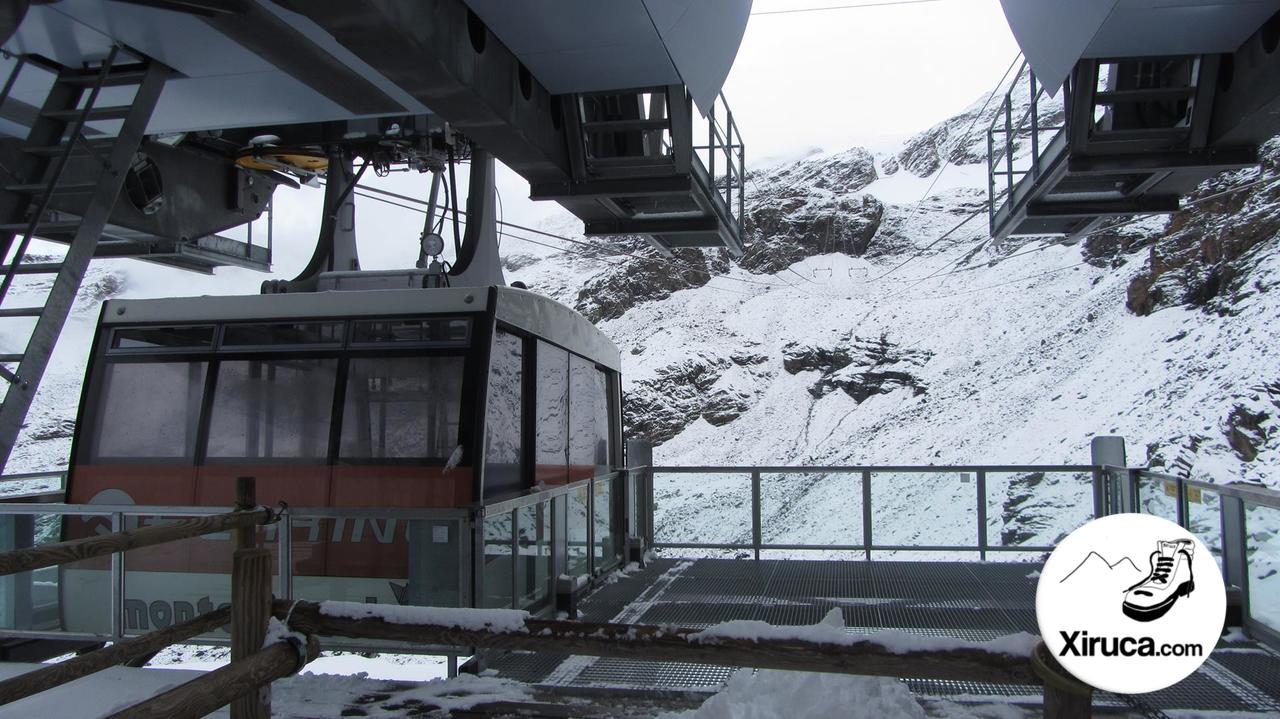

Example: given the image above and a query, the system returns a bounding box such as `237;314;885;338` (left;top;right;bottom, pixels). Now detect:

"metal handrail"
656;464;1096;473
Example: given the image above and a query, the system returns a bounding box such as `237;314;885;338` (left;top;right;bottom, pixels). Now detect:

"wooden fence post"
232;476;271;719
231;549;271;719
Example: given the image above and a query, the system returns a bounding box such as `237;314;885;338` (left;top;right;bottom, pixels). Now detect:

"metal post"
976;471;988;562
277;511;292;601
861;471;872;561
1123;469;1140;513
510;508;518;610
1029;71;1041;175
987;131;996;225
587;476;595;577
110;512;124;639
1175;478;1188;529
750;471;761;561
1220;494;1249;615
708;104;715;184
724;108;733;211
1091;468;1105;518
266;198;273;263
1003;98;1014;197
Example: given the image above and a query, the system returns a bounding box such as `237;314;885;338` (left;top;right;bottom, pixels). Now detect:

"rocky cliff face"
1125;138;1280;317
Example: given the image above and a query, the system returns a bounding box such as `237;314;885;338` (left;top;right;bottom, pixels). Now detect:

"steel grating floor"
486;558;1280;716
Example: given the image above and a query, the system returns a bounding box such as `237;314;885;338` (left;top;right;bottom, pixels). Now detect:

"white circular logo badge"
1036;513;1225;694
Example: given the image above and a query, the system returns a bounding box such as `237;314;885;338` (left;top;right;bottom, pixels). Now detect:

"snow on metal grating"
486;651;572;684
1203;651;1280;712
571;658;733;690
1133;669;1254;713
902;678;1043;700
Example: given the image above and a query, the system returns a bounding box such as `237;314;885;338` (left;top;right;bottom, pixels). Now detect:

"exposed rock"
760;147;878;195
502;253;541;272
784;334;930;403
880;154;900;176
1082;223;1156;268
738;194;884;274
703;387;754;426
26;418;75;442
624;355;731;445
1226;404;1268;462
898;68;1064;178
574;239;728;323
1127;138;1280;316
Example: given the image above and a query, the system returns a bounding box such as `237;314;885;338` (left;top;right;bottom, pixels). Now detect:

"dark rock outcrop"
574;239;728;323
898;68;1064;178
1127;138;1280;316
783;334;930;403
624;350;773;445
738;194;885;274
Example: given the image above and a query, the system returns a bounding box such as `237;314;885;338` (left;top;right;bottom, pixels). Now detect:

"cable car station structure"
0;1;1276;716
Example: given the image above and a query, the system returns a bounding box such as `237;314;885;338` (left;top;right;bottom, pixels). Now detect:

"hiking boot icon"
1122;539;1195;622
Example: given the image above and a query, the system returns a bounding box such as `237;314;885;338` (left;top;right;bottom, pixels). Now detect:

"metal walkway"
489;558;1280;717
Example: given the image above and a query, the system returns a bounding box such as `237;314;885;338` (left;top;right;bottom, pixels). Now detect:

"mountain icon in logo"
1058;551;1145;587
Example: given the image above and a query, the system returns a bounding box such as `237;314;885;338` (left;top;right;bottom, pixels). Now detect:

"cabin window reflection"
340;356;463;460
484;330;523;498
535;342;568;486
206;358;338;460
569;356;610;481
91;361;207;460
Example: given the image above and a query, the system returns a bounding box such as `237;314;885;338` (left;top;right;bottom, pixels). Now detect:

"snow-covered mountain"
7;84;1280;555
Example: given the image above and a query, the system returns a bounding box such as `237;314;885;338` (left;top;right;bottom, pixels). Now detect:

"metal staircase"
0;47;167;469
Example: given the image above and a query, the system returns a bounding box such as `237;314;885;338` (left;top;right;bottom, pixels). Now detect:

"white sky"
729;0;1020;162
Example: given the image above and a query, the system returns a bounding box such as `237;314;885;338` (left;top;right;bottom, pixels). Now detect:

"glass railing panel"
759;472;860;556
593;475;621;571
1;512;112;635
985;471;1093;554
1184;484;1222;564
870;471;977;560
516;502;551;611
566;484;590;577
1136;472;1180;523
482;511;513;609
282;512;467;652
1245;501;1280;633
121;514;231;639
652;472;751;555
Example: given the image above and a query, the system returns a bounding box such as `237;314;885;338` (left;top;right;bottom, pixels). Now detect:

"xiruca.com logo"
1036;514;1226;694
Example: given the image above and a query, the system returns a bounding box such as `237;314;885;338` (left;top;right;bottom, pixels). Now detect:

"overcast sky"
729;0;1020;162
121;0;1023;294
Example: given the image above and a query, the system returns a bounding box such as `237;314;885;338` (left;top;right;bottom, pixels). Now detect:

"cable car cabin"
57;285;625;636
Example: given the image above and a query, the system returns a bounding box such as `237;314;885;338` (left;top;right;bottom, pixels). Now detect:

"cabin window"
483;330;523;498
569;356;610;481
110;325;214;351
534;342;568;486
221;322;343;348
339;356;464;460
351;317;470;346
90;361;207;460
205;358;339;460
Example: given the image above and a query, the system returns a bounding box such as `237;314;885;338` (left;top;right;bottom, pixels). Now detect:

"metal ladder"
0;47;167;471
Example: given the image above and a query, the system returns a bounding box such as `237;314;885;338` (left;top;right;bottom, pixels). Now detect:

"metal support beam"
278;0;569;184
1066;148;1257;175
584;217;719;236
1026;196;1181;218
